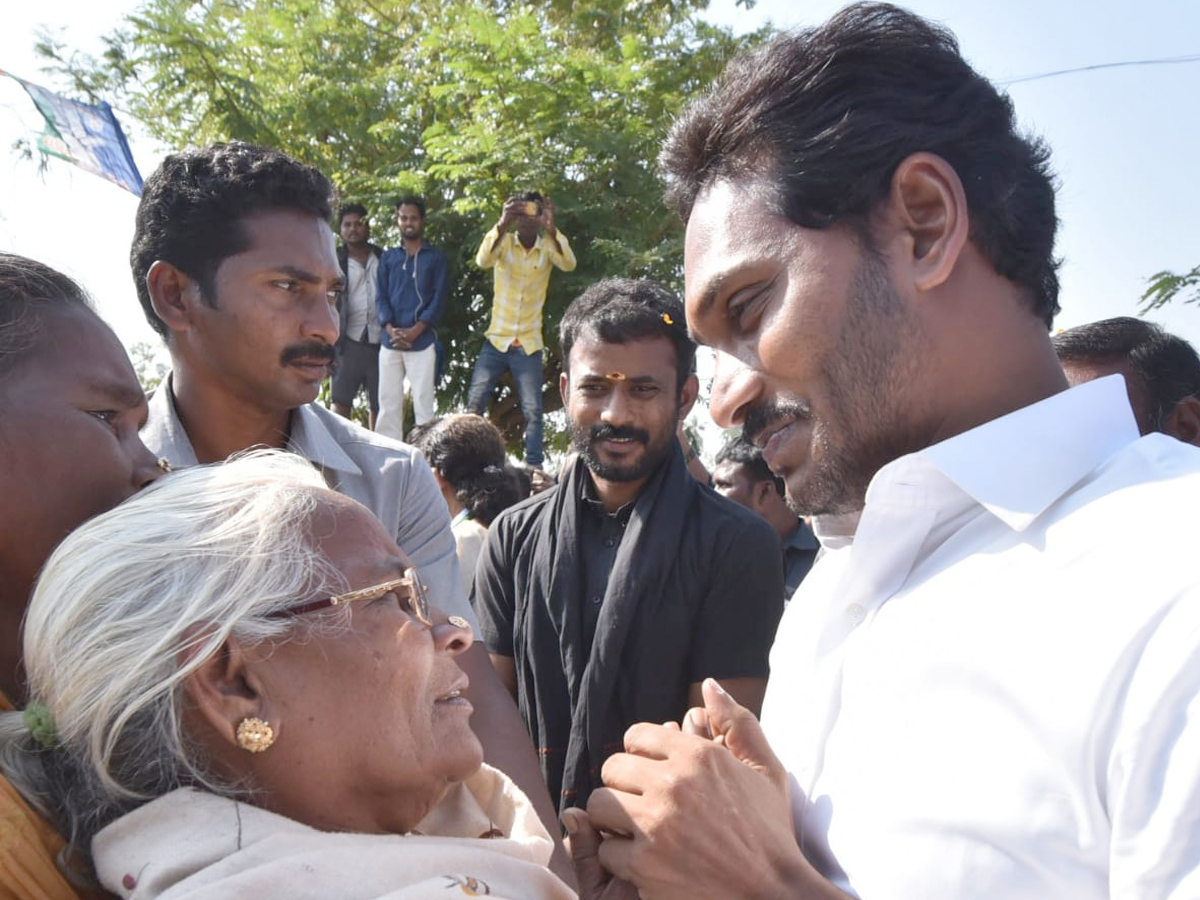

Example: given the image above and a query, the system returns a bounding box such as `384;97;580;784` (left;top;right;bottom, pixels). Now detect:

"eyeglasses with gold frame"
268;567;431;625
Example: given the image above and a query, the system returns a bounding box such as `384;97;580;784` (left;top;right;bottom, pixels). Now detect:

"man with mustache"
473;277;783;813
576;5;1200;900
130;142;575;884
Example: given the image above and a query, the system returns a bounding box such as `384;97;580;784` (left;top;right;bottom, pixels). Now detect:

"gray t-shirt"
143;377;477;631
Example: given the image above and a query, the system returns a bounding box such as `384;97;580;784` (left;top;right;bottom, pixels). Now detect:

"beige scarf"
93;765;576;899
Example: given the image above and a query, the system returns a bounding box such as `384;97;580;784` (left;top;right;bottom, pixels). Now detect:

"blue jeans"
467;342;544;466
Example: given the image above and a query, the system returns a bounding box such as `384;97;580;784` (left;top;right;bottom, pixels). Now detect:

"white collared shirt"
763;375;1200;899
345;253;380;342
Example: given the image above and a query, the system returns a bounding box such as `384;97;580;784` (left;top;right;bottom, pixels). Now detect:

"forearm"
763;857;854;900
476;228;504;267
549;233;576;272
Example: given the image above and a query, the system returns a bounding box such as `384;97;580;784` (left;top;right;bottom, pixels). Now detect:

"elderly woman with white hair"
0;452;627;899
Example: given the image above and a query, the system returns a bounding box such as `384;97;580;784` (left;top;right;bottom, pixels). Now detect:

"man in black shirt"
474;277;784;812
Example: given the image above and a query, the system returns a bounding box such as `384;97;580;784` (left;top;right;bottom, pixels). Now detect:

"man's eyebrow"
577;373;663;384
269;264;336;285
692;269;733;322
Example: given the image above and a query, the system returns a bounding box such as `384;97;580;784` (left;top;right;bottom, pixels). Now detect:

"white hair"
0;450;353;852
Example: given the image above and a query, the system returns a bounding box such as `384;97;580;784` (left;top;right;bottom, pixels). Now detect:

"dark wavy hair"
1054;317;1200;433
0;252;96;375
408;414;522;526
714;436;784;497
559;277;696;393
660;2;1061;328
131;142;335;339
395;195;426;218
338;202;368;225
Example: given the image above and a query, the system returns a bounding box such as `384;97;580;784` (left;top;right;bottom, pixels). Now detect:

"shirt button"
603;537;616;548
847;604;866;624
591;596;603;605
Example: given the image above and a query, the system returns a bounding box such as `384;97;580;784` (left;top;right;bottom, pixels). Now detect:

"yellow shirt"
0;693;83;900
475;227;576;354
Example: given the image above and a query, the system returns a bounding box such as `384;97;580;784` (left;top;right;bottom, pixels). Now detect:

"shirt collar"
783;521;821;553
144;373;199;467
889;375;1138;532
147;373;362;477
287;404;362;476
579;468;636;522
812;375;1139;542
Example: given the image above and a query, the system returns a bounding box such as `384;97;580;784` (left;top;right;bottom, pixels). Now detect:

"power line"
999;53;1200;86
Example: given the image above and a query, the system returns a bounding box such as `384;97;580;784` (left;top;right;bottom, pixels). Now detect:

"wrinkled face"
563;333;682;485
251;495;481;834
685;177;930;517
711;460;757;510
0;306;162;628
186;209;343;415
397;204;425;241
339;212;370;247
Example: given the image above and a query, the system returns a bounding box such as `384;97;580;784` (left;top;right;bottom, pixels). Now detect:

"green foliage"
1141;264;1200;313
129;340;168;394
42;0;764;454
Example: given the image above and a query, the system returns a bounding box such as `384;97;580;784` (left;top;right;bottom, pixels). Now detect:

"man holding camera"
468;191;576;471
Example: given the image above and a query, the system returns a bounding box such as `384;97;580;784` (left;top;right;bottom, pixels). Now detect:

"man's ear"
678;373;700;419
559;371;570;408
1163;396;1200;448
751;479;775;514
146;260;203;334
887;152;969;293
180;629;269;751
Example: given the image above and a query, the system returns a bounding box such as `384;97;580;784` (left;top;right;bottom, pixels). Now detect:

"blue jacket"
375;243;448;351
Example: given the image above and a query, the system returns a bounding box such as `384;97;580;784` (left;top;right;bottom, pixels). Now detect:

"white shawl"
93;765;576;899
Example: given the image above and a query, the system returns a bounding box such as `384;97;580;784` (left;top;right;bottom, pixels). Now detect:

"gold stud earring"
236;717;275;753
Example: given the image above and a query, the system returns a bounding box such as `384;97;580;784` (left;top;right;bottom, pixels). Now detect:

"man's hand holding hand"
562;807;639;900
586;679;841;900
386;323;411;349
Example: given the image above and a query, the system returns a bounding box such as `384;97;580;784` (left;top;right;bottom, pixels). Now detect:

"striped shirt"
475;226;576;353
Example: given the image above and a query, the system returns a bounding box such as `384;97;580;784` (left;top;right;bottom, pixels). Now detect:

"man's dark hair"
0;252;95;375
714;436;784;497
131;142;335;340
511;190;543;203
395;195;426;218
1054;317;1200;432
660;2;1061;328
559;277;696;393
338;202;368;225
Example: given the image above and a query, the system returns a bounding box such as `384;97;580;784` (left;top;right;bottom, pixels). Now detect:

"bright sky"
2;0;1199;373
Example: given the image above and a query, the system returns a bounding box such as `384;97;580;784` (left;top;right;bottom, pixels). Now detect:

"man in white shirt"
572;5;1200;900
332;202;382;427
